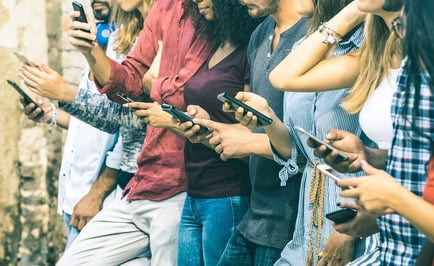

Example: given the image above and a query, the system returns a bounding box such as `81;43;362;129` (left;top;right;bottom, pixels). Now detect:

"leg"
57;199;150;266
145;192;186;266
202;196;249;266
217;229;254;266
177;196;204;266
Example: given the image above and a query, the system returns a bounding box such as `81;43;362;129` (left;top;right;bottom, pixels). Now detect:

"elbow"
269;70;290;91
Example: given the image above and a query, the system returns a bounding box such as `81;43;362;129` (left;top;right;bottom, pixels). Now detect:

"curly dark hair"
184;0;262;48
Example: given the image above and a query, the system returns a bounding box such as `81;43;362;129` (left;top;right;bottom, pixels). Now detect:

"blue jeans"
217;229;281;266
62;212;80;250
177;195;249;266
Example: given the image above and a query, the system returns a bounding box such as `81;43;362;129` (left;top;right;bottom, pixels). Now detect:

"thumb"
360;160;380;175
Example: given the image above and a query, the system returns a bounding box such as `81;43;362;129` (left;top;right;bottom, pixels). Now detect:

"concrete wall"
0;1;85;265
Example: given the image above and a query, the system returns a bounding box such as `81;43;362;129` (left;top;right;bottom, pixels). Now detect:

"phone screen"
216;92;273;126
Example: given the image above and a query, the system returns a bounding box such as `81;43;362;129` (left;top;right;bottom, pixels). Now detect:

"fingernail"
360;160;368;167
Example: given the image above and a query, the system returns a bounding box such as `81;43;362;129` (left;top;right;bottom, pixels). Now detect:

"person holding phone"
156;1;262;265
56;0;217;264
208;0;388;265
312;0;434;264
18;0;122;252
182;0;308;264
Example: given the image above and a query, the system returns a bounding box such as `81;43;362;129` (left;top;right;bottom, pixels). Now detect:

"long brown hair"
111;0;155;55
341;14;402;113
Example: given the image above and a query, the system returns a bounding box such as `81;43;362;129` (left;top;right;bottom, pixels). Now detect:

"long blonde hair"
341;14;402;114
111;0;155;55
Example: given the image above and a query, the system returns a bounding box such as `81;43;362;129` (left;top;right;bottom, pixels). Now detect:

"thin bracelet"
47;103;57;126
318;22;342;45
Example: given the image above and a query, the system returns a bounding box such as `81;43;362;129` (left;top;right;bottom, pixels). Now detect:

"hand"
193;118;253;161
142;41;163;94
20;96;53;123
338;162;400;215
318;231;356;266
331;201;379;237
178;105;212;143
308;129;365;173
67;10;97;52
70;192;103;230
126;102;175;128
19;64;70;102
224;92;274;130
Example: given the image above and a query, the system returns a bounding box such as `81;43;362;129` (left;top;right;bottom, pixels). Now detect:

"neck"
271;0;301;32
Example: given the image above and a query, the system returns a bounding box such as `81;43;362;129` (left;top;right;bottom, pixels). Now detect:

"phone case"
325;208;357;224
216;92;273;126
161;104;208;134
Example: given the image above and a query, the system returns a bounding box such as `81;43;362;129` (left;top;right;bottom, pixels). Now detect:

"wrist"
46;103;57;126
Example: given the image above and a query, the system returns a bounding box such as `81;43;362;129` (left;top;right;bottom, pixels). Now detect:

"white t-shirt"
359;69;399;150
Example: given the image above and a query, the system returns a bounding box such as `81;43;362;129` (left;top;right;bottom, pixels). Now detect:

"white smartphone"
294;126;349;161
317;164;354;189
13;51;36;67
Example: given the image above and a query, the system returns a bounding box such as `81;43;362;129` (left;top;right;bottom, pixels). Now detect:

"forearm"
55;108;71;129
390;191;434;242
265;119;292;160
88;167;118;200
84;46;111;87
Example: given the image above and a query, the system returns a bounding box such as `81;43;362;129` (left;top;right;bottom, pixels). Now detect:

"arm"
268;1;364;92
340;162;434;242
19;96;70;129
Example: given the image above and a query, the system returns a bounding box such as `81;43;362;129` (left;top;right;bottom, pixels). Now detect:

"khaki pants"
57;192;186;266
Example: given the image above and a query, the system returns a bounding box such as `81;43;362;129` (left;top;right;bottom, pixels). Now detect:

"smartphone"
317;164;354;189
116;92;152;103
216;92;273;126
161;103;208;134
13;51;36;67
6;79;44;115
294;126;349;161
325;208;357;224
72;1;90;33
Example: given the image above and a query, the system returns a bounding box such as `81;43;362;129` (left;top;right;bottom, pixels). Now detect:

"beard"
247;0;280;18
91;1;111;22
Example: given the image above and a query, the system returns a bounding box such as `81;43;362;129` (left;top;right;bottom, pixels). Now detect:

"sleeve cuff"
105;133;122;170
271;134;300;186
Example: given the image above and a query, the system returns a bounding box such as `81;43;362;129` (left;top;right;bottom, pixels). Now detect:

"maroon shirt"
99;0;214;201
184;47;251;198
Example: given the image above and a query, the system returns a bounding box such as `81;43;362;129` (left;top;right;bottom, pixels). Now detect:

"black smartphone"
294;126;349;161
216;92;273;126
161;104;208;134
325;208;357;224
6;79;44;116
72;1;90;33
116;92;152;103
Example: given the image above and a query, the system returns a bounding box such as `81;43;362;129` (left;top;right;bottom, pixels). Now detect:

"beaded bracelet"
47;103;57;126
318;22;342;45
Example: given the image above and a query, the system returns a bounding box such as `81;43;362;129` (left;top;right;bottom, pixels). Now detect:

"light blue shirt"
274;26;381;265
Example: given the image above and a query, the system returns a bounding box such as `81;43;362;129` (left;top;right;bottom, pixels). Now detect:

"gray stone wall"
0;1;86;265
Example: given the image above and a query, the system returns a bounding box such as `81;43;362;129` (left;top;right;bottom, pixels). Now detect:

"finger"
77;218;87;231
326;129;346;141
193;118;221;131
337;201;359;209
70;214;79;228
337;178;361;189
222;101;234;112
340;186;361;198
123;102;151;110
179;121;194;131
360;160;380;175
